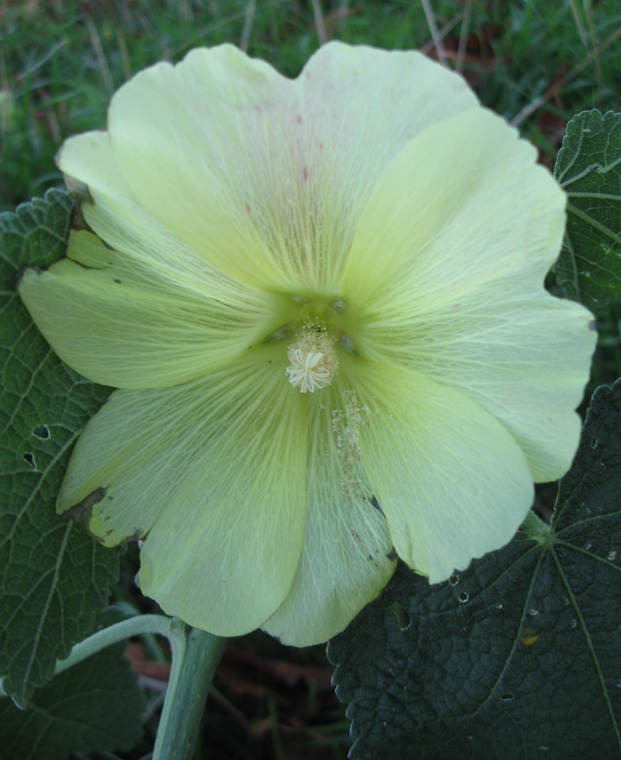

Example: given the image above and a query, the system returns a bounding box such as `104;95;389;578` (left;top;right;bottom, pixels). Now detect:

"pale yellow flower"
19;44;595;645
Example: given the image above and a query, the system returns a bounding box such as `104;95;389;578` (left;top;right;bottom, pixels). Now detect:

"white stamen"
286;329;338;393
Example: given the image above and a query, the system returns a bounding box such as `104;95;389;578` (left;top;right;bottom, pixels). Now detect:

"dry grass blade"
420;9;465;55
455;0;472;73
568;0;591;50
311;0;328;45
15;38;67;83
240;0;256;53
420;0;447;66
85;15;114;94
116;29;131;81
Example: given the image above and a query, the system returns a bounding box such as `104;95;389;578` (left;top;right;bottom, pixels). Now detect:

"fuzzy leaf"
0;189;117;706
554;110;621;310
328;379;621;760
0;640;145;759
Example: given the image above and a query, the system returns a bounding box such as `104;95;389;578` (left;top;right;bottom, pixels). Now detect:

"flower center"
286;324;338;393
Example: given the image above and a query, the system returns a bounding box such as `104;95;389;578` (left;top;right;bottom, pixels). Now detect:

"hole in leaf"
389;602;411;631
33;424;50;439
23;453;36;468
499;692;514;702
458;591;469;604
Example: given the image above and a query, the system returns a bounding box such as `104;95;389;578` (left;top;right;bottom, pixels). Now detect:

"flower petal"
338;355;534;585
343;106;595;481
57;345;307;635
263;368;395;646
286;43;478;292
65;44;477;294
18;195;293;389
344;107;565;307
57;130;132;202
359;289;593;482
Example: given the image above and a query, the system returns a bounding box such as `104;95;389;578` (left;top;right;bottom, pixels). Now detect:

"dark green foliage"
0;641;146;760
554;110;621;311
0;189;117;706
329;380;621;760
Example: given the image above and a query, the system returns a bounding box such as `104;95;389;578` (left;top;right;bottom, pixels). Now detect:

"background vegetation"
1;1;620;758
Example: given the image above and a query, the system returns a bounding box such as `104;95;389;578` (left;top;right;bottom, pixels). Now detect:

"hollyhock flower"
18;43;595;646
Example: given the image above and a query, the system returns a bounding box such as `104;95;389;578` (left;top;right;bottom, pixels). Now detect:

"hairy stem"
152;622;226;760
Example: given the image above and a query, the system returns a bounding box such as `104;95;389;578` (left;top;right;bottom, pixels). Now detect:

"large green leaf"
0;639;145;759
328;380;621;760
554;110;621;311
0;189;118;706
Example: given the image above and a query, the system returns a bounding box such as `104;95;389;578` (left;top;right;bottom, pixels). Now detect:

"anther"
286;328;338;393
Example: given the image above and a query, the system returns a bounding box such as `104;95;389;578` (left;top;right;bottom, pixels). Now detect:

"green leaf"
328;379;621;760
554;110;621;311
0;189;118;707
0;639;145;759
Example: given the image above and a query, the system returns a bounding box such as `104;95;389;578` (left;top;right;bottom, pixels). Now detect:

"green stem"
111;601;168;662
153;622;225;760
53;614;171;677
